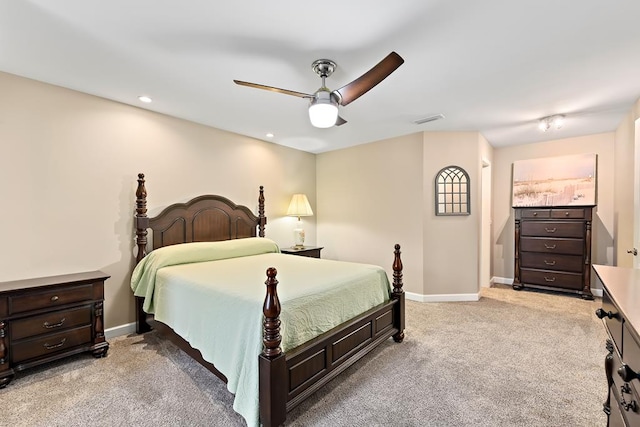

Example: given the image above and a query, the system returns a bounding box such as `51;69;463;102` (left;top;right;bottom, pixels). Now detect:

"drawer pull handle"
43;338;66;350
544;276;556;282
50;295;59;302
595;308;617;320
533;212;538;216
565;212;569;216
545;227;557;233
620;384;638;412
618;364;640;382
544;244;557;249
43;318;65;329
543;260;556;266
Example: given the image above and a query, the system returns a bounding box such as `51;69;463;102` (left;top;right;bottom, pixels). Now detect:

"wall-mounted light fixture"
538;114;565;132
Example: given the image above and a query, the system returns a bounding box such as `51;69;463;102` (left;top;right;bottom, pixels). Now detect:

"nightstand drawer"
12;325;92;363
11;306;92;340
10;284;93;314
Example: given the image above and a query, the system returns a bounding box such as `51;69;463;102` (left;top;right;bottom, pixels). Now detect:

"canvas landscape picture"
512;153;597;207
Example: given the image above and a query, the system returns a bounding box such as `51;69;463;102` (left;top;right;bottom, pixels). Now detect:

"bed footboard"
259;245;405;427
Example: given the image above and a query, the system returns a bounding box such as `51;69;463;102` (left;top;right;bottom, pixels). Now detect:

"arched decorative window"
435;166;470;216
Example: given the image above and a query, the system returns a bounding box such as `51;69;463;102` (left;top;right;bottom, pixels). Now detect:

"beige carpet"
1;285;608;426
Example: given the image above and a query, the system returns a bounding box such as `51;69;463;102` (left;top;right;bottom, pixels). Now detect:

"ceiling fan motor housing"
311;59;337;78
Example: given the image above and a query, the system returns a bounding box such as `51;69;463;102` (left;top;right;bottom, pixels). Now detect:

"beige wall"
316;133;424;295
0;71;316;329
423;132;485;296
317;131;487;298
614;111;635;267
492;133;616;286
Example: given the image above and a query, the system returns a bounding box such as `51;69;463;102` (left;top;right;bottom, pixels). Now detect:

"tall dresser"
593;265;640;427
513;206;594;299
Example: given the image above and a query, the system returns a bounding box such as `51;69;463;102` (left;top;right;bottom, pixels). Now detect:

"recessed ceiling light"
138;95;152;103
266;133;274;138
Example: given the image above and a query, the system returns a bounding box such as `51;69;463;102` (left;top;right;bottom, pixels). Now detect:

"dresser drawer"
520;269;583;290
521;221;584;238
10;284;93;314
610;381;640;427
617;384;640;426
608;390;627;427
12;325;92;363
623;323;640;394
519;252;584;273
520;237;584;255
550;208;587;219
603;289;624;355
10;306;92;340
519;209;550;219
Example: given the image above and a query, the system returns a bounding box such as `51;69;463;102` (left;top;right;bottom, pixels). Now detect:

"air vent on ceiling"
414;114;445;125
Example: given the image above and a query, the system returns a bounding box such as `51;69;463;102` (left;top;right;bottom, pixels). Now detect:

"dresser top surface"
593;264;640;330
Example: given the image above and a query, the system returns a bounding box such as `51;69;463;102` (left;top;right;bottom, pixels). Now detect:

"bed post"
258;185;266;237
134;173;152;334
392;244;405;343
259;267;287;427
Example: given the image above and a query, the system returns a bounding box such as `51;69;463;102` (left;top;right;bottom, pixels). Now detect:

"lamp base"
293;227;305;248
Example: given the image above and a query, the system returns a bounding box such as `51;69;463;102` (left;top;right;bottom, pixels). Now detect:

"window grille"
435;166;470;216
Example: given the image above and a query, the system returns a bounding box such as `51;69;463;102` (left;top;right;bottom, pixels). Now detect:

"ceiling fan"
233;51;404;128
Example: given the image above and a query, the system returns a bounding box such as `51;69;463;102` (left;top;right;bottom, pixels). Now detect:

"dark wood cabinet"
0;270;109;387
513;206;594;299
280;246;323;258
593;265;640;427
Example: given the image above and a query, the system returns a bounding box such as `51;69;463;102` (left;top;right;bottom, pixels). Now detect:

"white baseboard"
591;288;603;298
405;291;480;303
492;276;514;285
105;322;136;339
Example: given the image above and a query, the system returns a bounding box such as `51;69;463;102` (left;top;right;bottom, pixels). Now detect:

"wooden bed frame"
133;173;405;426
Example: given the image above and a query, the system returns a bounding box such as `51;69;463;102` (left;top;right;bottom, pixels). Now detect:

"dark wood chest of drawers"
0;271;109;387
593;265;640;427
513;206;594;299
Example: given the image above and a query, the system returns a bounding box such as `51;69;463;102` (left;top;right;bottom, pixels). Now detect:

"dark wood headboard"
134;173;266;263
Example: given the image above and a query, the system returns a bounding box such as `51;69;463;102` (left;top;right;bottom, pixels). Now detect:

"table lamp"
286;194;313;248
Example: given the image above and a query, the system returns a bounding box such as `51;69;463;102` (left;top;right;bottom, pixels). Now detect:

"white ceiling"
2;1;640;153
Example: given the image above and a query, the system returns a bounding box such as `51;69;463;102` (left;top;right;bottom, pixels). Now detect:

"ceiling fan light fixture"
308;91;338;128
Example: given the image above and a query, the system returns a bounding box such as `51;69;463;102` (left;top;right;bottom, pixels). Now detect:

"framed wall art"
512;153;597;207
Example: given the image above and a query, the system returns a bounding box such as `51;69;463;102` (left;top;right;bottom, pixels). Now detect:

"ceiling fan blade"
335;116;347;126
333;52;404;106
233;80;313;99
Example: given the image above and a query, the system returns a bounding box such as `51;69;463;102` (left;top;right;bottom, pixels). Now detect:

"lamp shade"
287;194;313;218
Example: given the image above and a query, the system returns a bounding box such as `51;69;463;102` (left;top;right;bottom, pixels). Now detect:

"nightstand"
0;270;110;387
280;246;323;259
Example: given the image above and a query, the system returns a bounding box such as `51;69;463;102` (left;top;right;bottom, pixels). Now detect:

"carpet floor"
1;285;608;426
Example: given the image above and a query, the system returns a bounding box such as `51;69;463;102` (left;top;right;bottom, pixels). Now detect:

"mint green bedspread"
131;238;391;427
